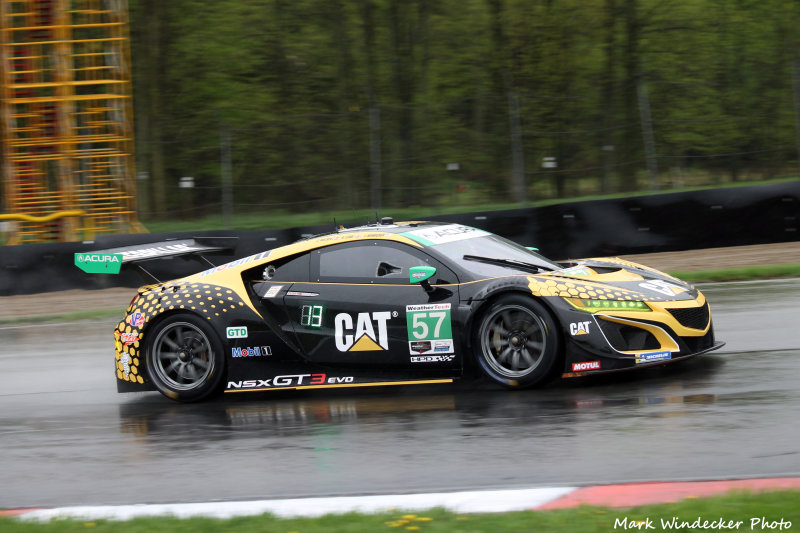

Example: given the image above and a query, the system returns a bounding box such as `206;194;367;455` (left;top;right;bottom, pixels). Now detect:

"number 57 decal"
411;311;447;339
406;304;454;355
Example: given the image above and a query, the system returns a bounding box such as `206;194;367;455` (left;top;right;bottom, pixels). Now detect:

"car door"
282;240;461;369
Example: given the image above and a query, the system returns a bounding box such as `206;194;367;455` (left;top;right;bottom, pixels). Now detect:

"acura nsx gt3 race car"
78;220;723;402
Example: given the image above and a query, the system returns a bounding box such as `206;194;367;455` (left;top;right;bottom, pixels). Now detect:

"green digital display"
301;305;324;327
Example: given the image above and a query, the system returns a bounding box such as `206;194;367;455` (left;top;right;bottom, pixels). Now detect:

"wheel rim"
480;304;547;378
151;321;215;391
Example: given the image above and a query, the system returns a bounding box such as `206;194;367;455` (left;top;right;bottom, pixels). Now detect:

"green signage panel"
74;253;123;274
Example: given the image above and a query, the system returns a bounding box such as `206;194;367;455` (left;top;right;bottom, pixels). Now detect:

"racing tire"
145;313;225;402
473;294;561;388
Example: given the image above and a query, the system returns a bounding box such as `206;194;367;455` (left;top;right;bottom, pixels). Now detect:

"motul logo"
572;361;601;371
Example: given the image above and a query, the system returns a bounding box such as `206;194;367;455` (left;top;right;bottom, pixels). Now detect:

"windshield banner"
401;224;489;246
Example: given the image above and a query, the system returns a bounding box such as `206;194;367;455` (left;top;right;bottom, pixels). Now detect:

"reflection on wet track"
1;280;799;508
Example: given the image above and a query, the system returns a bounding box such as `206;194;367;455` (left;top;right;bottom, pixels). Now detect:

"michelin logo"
635;351;671;364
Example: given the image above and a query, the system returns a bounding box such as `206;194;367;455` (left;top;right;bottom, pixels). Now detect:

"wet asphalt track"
1;279;798;509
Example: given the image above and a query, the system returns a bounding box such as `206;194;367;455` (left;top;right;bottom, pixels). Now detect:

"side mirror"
409;266;436;293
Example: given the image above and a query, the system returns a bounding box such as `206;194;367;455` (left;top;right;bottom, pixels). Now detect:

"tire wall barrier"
1;181;797;296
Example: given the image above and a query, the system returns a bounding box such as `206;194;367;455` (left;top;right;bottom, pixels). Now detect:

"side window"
246;252;310;284
314;241;457;284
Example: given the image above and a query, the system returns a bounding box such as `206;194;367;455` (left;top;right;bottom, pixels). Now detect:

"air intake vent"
596;318;661;352
667;303;709;330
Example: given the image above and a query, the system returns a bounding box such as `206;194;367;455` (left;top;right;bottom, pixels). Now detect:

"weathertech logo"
572;361;601;371
334;311;392;352
410;341;431;353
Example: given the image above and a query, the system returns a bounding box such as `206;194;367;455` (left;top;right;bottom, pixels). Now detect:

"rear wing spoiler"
74;237;238;282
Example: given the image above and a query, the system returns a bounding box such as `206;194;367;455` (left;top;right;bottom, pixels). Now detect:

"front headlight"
564;298;651;312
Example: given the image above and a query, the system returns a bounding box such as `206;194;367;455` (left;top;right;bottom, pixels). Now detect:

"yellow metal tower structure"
0;0;139;244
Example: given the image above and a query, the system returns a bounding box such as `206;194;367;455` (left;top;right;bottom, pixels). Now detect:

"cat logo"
335;311;392;352
570;321;591;336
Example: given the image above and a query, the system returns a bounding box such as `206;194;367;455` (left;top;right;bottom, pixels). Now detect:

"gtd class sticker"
226;326;248;339
406;303;454;355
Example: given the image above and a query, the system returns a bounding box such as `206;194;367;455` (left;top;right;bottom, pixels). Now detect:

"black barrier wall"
1;181;797;296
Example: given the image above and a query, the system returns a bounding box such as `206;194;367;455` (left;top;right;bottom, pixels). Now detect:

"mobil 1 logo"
406;303;454;355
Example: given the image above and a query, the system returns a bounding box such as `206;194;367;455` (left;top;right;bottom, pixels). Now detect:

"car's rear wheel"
145;313;225;402
473;294;561;388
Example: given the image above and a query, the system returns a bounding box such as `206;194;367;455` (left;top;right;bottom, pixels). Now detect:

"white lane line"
18;487;578;521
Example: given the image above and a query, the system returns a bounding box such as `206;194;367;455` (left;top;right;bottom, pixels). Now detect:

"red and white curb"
538;477;800;510
3;477;799;521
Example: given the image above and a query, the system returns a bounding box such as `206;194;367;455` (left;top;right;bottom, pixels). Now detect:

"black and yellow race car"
79;220;723;402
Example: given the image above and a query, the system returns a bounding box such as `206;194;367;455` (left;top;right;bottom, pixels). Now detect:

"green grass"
669;264;800;283
2;490;798;532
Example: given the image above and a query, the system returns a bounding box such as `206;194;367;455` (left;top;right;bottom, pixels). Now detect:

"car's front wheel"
473;294;561;388
145;313;225;402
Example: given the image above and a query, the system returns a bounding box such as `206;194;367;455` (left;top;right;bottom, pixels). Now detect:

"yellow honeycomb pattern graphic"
526;276;662;301
114;282;249;384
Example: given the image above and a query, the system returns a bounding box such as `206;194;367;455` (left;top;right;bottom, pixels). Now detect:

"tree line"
129;0;800;219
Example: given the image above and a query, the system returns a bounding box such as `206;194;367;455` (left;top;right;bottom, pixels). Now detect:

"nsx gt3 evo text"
83;221;723;402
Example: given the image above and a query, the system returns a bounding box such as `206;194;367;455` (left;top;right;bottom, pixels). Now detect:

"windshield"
432;234;561;277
